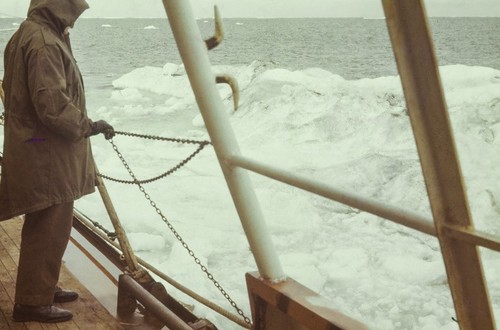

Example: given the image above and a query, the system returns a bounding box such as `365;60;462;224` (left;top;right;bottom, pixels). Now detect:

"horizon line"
1;14;499;20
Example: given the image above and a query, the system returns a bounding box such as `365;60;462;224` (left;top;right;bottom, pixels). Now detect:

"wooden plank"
246;272;368;330
443;225;500;253
1;220;48;329
0;223;28;330
0;223;20;329
58;265;122;329
2;217;23;251
40;322;60;330
0;264;18;329
381;1;495;329
0;219;124;329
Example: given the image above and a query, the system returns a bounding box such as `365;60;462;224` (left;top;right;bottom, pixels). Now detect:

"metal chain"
114;130;210;145
107;138;252;326
99;143;209;185
89;219;117;240
98;131;211;185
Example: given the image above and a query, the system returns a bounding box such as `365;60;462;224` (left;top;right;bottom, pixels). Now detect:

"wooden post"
94;167;145;278
0;80;5;106
382;1;495;328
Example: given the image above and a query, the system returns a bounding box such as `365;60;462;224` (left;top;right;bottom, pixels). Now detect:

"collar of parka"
27;0;89;34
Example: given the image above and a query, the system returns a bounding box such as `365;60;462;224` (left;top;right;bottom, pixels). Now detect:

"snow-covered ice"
73;60;500;329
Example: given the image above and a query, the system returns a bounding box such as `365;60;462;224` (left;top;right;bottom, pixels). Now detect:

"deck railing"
382;2;497;329
162;0;499;328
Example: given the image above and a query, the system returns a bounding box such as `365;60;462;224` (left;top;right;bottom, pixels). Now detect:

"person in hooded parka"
0;0;115;323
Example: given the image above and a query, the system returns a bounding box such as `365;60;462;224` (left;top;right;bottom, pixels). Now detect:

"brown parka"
0;0;96;220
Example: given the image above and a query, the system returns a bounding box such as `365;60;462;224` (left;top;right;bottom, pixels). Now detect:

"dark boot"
13;304;73;323
54;287;79;303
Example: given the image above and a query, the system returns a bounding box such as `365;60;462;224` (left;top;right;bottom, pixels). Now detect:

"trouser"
15;201;74;306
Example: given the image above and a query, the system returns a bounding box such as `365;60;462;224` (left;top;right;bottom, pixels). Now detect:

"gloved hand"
89;120;115;140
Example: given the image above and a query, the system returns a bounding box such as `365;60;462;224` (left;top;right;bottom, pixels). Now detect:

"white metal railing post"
161;0;285;281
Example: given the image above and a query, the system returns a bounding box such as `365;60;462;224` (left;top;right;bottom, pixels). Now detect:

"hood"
28;0;89;33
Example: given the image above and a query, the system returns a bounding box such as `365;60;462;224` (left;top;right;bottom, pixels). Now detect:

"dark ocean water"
1;17;499;82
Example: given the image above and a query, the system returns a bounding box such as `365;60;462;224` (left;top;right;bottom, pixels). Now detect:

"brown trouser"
15;201;74;306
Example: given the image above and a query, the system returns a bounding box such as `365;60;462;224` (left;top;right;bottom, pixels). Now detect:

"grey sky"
1;0;500;18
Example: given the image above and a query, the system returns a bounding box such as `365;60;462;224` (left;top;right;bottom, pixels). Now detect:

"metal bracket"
216;75;239;111
117;274;208;330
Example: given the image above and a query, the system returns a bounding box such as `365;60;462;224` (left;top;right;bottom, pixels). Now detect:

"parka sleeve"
27;44;92;142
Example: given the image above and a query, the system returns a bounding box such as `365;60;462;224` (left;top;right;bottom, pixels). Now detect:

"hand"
90;120;115;140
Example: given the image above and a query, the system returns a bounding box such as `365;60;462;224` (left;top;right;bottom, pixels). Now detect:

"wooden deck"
0;217;124;329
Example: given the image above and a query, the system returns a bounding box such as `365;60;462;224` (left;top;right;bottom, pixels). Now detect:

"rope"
97;131;211;185
74;210;250;328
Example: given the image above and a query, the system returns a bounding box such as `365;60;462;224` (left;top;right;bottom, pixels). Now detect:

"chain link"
114;130;210;145
107;137;252;326
98;131;211;185
90;219;117;240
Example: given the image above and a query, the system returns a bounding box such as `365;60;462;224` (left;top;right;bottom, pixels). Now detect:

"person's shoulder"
19;20;59;49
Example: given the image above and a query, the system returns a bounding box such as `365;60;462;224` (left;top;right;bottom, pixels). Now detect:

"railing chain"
98;131;211;185
107;137;252;326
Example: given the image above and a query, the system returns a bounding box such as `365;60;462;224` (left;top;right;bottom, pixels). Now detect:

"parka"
0;0;96;220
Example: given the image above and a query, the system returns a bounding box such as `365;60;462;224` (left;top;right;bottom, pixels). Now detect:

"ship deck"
0;217;123;329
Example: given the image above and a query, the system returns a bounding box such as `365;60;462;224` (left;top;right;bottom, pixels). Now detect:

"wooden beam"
443;226;500;253
382;1;495;329
0;219;122;329
0;79;4;106
246;272;368;330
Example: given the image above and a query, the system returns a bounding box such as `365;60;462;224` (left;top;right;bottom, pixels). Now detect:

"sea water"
0;17;499;329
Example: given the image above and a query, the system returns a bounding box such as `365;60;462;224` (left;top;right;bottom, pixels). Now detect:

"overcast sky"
2;0;500;18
